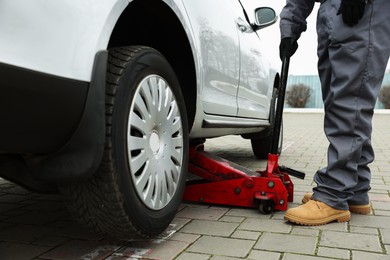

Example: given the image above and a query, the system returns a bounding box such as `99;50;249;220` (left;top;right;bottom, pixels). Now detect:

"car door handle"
236;18;250;32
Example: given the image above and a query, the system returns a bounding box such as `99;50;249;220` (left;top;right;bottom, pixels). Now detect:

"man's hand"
279;37;298;61
337;0;367;26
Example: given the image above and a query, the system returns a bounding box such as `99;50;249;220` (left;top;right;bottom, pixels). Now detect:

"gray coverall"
280;0;390;210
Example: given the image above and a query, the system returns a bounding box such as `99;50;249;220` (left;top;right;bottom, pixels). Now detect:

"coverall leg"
312;0;390;210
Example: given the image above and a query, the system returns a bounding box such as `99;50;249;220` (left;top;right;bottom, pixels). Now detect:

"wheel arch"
108;0;197;130
242;72;280;140
0;0;198;190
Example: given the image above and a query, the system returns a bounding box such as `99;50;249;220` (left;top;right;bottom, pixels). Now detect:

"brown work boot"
284;200;350;226
302;192;371;214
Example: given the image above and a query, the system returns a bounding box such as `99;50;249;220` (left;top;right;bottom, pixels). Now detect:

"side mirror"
252;7;278;31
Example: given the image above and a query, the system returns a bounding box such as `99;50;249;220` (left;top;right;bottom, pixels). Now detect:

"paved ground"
0;112;389;260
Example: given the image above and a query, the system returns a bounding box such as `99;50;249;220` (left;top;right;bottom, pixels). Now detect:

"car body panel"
237;21;272;119
0;0;128;81
181;0;240;117
0;0;279;184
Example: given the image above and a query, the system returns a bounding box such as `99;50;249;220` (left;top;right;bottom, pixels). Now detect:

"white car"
0;0;281;238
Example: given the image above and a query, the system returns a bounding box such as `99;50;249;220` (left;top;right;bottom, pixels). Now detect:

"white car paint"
0;0;128;81
0;0;278;137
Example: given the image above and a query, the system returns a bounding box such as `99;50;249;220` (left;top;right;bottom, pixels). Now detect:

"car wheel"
251;123;283;159
251;87;283;159
59;46;188;239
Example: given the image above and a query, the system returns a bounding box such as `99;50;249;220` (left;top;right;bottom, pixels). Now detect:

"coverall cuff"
280;23;301;40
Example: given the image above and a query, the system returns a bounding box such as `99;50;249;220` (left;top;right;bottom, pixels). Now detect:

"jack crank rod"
271;56;290;155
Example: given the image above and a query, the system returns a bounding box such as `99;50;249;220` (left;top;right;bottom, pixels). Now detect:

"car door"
235;0;276;119
181;0;241;116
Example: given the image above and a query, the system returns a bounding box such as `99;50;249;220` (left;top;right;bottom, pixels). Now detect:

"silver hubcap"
127;75;184;210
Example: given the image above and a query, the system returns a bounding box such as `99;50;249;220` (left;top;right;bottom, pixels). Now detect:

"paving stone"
282;253;330;260
351;250;390;260
219;215;244;223
0;224;58;243
176;206;227;220
320;230;383;253
231;230;260;240
225;207;271;218
41;240;121;260
350;226;379;235
33;235;69;247
247;250;281;260
0;241;50;259
211;256;244;260
54;224;104;240
115;239;189;260
155;222;189;240
385;245;390;254
307;221;348;232
254;233;317;254
270;211;286;221
369;189;389;195
317;246;350;259
369;184;390;191
171;216;191;231
375;210;390;216
350;215;390;229
272;210;289;221
372;201;390;211
168;232;200;243
380;228;390;245
186;236;255;258
1;113;390;260
176;252;210;260
7;210;66;225
180;219;238;236
238;218;291;233
291;226;320;236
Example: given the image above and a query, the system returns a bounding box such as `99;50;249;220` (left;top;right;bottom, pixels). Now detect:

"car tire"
251;123;283;159
250;87;283;159
59;46;189;239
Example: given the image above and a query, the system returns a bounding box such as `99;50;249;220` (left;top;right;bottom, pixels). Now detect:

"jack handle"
271;56;290;154
278;165;305;180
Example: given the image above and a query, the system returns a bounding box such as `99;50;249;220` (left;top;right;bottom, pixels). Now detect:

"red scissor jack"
183;57;305;214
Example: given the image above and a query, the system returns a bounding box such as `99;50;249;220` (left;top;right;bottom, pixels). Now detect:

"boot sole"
284;211;351;226
348;204;372;214
302;197;371;215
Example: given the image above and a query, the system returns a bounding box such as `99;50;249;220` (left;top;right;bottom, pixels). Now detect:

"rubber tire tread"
59;46;171;239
